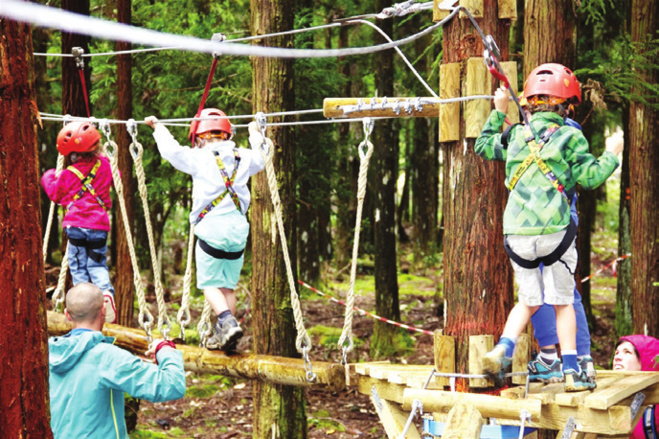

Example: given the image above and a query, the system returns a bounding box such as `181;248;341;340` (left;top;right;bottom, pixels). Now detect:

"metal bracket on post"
71;47;85;69
630;392;646;420
560;417;577;439
371;386;384;413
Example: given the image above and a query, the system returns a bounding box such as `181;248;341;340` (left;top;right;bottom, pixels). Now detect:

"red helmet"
56;121;101;156
523;63;581;104
188;108;232;144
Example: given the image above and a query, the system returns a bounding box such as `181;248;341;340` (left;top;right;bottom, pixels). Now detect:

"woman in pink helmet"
41;121;117;323
614;335;659;438
145;109;269;351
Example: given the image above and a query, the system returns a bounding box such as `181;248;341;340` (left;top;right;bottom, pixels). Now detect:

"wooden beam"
370;396;421;439
47;311;345;391
433;0;450;21
500;61;519;129
469;334;493;388
465;57;492;138
401;388;542;421
434;331;455;387
358;376;407;404
443;402;483;439
439;62;461;142
323;97;439;119
584;373;659;410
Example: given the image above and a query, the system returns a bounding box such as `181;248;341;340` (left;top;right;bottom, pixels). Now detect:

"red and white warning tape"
298;280;435;336
581;253;631;283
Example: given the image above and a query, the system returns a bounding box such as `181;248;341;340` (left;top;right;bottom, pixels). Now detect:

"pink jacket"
41;155;113;231
618;335;659;439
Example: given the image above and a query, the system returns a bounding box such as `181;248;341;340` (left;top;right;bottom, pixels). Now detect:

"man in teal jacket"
49;282;186;438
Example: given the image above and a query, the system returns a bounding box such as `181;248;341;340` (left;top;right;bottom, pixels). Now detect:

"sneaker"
579;356;597;381
483;345;512;385
103;292;117;324
564;368;597;392
528;355;563;383
206;315;243;352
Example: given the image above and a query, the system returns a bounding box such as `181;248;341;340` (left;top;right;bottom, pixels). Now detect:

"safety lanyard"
195;149;241;225
507;124;570;203
66;160;108;211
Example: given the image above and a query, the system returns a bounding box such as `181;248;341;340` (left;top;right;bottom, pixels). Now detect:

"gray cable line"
0;0;461;59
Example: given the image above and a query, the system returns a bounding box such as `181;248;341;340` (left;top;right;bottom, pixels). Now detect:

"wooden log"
512;332;529;385
401;388;542;421
358;376;407;404
323;97;439;119
443;402;483;439
498;0;517;20
500;61;519;129
439;63;460;142
469;334;493;388
459;0;483;18
47;311;345;391
465;57;492;138
434;330;455;387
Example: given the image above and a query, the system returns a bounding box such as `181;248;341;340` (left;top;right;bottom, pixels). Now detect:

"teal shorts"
194;210;249;290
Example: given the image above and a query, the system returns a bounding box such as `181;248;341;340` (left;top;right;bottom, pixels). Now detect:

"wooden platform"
351;362;659;438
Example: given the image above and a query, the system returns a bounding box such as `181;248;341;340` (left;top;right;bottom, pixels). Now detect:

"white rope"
51;247;69;311
34;46;179;57
0;0;460;59
42;153;66;262
101;121;154;340
337;119;374;364
176;224;195;341
255;115;316;381
126;120;172;339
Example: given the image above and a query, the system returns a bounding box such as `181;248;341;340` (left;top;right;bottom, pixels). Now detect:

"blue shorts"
194;210;249;290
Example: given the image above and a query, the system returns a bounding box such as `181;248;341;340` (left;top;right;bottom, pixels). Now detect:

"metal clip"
392;100;401;115
362;117;374;140
380;96;388;110
560;417;577;439
369;97;377;111
99;119;112;140
126;118;138;144
71;47;85;70
211;33;226;58
356;98;364;113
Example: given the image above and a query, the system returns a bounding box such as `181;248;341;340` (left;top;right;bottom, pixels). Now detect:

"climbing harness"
194;149;242;225
102;120;155;342
65;160;108;212
337;118;374;365
644;404;657;439
72;47;91;118
255;112;316;382
189;33;225;147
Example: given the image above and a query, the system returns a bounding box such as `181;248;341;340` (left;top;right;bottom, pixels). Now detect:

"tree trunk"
250;0;307;436
370;0;401;359
615;108;632;337
442;0;514;386
629;0;659;337
61;0;91;118
115;0;137;327
0;17;53;438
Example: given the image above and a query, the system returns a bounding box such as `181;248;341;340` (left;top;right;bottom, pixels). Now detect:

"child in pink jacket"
42;121;116;323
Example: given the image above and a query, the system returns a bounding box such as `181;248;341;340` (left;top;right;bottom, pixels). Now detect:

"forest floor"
122;250;619;438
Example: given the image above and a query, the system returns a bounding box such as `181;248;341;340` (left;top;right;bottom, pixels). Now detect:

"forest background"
1;0;657;437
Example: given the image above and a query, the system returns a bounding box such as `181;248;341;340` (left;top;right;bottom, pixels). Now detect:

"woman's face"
613;341;642;371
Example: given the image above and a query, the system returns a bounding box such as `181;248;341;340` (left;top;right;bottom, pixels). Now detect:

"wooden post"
469;335;493;388
47;311;346;391
512;333;530;385
370;393;421;439
465;57;492;138
500;60;519;128
439;63;460;142
434;330;455;387
459;0;483;18
498;0;517;20
443;402;483;439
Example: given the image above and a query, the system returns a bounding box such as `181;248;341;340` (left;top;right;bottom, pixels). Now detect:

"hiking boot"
206;315;243;352
564;368;597;392
528;355;563;383
483;345;512;386
579;356;597;381
103;292;117;324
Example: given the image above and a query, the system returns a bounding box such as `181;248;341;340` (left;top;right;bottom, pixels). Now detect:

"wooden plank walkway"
350;362;659;437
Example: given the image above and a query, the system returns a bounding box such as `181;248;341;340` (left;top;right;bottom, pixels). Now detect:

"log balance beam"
47;311;345;391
